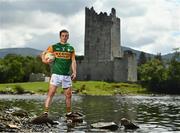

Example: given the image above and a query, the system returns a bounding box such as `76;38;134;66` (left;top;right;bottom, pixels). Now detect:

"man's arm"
71;52;77;80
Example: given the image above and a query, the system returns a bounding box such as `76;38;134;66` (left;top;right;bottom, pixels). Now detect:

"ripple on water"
0;95;180;132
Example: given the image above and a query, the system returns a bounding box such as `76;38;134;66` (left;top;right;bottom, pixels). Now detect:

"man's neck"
60;41;67;44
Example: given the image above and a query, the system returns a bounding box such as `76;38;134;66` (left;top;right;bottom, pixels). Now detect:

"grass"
0;81;149;95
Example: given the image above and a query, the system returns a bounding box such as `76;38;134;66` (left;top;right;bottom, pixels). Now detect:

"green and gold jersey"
46;42;75;75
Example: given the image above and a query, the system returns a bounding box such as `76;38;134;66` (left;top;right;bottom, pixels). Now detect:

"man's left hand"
71;73;76;81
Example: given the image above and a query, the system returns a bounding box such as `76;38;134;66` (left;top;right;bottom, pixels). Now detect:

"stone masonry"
76;7;137;82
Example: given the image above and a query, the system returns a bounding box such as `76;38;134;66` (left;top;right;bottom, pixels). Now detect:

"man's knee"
48;86;57;97
65;89;72;98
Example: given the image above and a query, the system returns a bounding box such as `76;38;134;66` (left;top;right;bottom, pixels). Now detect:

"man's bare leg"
64;87;72;113
44;84;57;114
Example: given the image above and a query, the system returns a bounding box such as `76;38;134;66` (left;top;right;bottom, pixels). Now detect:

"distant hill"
162;52;179;61
122;46;178;61
122;46;154;59
0;47;42;58
0;47;177;61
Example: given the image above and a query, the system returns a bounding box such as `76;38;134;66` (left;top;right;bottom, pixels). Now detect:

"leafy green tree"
154;53;162;61
138;58;167;92
2;54;25;82
138;52;147;66
165;51;180;93
139;59;167;82
0;54;50;83
0;59;8;83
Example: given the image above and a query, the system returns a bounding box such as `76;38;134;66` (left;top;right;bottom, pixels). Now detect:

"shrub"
13;85;25;94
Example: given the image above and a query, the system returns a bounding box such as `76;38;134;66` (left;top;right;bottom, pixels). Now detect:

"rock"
5;107;28;118
31;114;58;125
120;118;139;129
66;112;84;123
7;124;20;129
66;111;83;117
11;110;28;117
0;123;6;132
90;122;119;131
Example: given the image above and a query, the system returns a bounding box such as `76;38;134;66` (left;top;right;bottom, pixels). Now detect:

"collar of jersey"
58;42;69;46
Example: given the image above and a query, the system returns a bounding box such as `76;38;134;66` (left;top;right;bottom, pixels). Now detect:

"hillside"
122;46;154;59
0;47;177;61
0;48;42;58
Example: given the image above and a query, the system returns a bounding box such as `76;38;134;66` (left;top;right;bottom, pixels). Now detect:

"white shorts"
50;74;72;88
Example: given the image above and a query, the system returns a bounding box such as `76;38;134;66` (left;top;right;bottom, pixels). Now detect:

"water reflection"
0;94;180;132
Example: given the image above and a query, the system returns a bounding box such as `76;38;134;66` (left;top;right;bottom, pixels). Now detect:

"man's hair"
59;29;69;36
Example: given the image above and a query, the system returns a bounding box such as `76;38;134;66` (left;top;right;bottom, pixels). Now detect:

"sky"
0;0;180;55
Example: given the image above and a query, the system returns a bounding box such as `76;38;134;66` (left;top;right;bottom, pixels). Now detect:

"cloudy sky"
0;0;180;55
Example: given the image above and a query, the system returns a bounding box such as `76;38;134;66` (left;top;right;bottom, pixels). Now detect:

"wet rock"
65;111;84;128
66;112;84;123
0;107;30;132
120;118;139;129
31;114;58;125
66;111;84;117
90;122;119;131
11;109;28;117
7;124;20;129
0;106;88;132
5;107;28;117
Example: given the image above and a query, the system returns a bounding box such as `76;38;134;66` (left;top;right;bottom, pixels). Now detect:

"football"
44;52;55;62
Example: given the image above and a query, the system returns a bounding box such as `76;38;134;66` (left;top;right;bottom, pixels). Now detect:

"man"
41;29;76;116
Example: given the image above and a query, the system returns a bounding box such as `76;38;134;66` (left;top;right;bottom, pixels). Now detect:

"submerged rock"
120;118;139;129
91;122;119;131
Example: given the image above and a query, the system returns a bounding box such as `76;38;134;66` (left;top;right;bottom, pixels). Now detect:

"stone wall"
29;73;45;82
77;60;113;81
113;58;128;82
124;51;137;82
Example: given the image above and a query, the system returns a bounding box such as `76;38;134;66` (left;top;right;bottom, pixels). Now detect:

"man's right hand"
41;51;49;64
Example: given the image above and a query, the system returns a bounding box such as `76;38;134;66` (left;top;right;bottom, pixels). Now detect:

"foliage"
138;59;167;82
0;54;50;83
138;52;147;66
138;52;180;94
13;85;25;94
154;53;162;61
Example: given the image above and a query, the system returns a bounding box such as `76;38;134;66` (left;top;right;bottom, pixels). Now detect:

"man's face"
60;32;69;44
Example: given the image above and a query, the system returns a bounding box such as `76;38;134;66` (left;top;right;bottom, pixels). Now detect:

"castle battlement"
85;7;119;25
85;7;116;18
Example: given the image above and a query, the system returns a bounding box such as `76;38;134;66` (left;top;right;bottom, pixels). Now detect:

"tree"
138;52;147;66
2;54;25;82
154;53;162;61
0;54;50;83
166;51;180;93
138;58;167;92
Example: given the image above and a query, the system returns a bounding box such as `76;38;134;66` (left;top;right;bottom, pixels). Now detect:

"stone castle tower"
76;7;137;82
85;7;122;61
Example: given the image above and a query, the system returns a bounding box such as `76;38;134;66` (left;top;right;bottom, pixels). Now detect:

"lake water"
0;94;180;132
